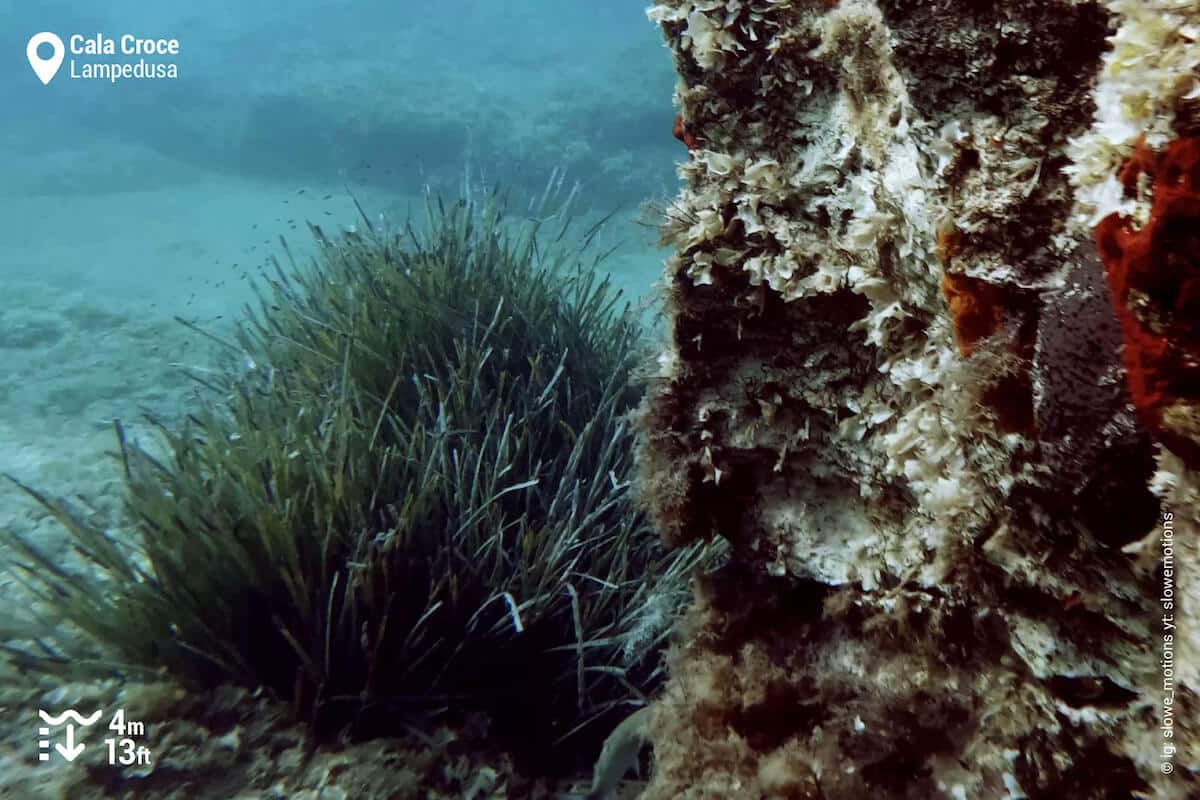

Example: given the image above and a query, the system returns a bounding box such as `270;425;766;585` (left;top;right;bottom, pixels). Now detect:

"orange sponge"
941;271;1005;357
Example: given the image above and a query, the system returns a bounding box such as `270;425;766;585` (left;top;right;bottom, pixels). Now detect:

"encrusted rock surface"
638;1;1198;796
0;678;600;799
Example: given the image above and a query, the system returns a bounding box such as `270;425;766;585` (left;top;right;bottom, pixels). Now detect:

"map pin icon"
27;32;65;85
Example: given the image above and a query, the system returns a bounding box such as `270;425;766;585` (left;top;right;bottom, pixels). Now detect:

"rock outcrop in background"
638;0;1198;796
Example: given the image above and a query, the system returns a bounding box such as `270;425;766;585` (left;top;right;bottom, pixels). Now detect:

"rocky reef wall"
638;1;1199;796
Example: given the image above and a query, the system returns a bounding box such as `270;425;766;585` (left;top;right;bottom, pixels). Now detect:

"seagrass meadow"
1;191;713;790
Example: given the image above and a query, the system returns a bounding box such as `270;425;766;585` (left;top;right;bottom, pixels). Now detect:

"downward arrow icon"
55;724;85;761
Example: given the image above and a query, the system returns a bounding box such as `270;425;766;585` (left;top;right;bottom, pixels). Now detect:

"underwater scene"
1;1;1197;798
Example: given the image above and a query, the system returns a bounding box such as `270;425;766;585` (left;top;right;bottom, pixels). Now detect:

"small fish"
585;706;653;799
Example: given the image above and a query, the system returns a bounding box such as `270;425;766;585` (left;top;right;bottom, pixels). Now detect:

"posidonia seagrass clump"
3;188;709;762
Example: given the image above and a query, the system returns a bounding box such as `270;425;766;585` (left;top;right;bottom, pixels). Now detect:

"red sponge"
1093;136;1200;466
